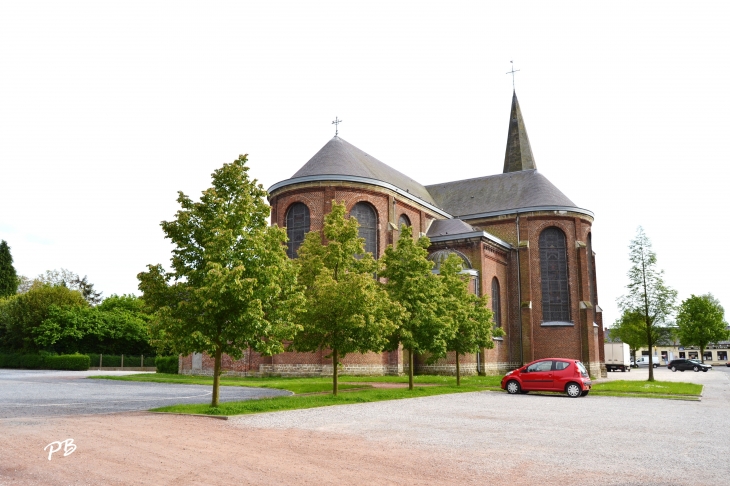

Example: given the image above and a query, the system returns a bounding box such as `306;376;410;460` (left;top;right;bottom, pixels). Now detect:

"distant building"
181;91;605;377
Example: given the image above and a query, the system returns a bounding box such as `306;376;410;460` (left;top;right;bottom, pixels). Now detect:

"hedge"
87;354;156;367
155;355;179;374
0;353;90;370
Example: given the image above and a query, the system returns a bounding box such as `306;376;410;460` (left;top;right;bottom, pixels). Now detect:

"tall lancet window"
539;227;571;322
350;202;378;256
491;277;502;328
285;203;310;258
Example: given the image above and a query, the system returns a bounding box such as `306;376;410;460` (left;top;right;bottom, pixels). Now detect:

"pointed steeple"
502;91;536;173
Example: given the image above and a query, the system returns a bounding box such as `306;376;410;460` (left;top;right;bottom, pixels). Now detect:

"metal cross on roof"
506;61;520;90
332;116;342;137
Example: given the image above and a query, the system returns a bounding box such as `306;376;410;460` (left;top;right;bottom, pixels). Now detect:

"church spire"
502;90;536;173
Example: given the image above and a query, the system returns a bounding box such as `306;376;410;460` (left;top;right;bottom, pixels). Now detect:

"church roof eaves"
427;229;512;250
268;174;453;219
425;170;592;219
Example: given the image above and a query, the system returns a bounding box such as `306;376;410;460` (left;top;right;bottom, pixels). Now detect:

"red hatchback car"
501;358;592;398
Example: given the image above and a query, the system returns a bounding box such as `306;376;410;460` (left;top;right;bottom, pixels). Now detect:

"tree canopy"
676;294;729;363
440;254;502;385
380;225;451;390
292;201;400;395
138;154;303;407
617;227;677;381
0;240;18;298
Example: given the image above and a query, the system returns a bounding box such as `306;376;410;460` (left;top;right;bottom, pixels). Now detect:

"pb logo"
44;439;77;460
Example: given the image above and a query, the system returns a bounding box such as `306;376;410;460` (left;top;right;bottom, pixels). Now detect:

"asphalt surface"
0;369;290;419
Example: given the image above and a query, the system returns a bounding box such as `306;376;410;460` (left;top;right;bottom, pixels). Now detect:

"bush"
155;355;179;374
0;352;89;370
45;354;90;371
88;354;156;368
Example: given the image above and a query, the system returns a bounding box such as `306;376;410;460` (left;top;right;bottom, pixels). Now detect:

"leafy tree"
0;240;19;297
32;294;153;355
292;202;400;395
30;269;102;304
0;284;88;351
617;227;677;381
380;225;451;390
611;309;648;363
138;155;303;407
440;254;502;385
676;294;729;363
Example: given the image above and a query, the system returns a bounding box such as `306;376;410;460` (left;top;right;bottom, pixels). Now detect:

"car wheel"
566;382;582;398
581;390;589;396
693;366;699;372
671;366;677;372
519;390;529;394
627;367;631;372
703;369;708;372
506;380;521;394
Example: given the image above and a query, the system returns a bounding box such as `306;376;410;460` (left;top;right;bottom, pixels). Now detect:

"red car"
501;358;592;398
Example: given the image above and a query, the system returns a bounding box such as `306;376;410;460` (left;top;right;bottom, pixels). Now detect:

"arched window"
285;203;310;258
491;277;501;328
398;214;411;230
350;202;378;256
539;227;570;322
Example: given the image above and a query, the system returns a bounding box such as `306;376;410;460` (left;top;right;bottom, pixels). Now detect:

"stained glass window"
351;202;378;256
285;203;310;258
539;227;570;322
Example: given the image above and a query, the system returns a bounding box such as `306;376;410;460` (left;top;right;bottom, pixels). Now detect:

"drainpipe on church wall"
515;215;523;365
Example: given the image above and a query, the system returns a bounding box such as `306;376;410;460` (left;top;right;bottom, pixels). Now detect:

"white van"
636;356;660;368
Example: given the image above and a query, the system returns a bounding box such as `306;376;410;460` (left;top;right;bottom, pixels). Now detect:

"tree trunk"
456;353;461;386
700;346;705;364
408;347;414;391
646;323;655;382
212;347;222;407
332;348;339;396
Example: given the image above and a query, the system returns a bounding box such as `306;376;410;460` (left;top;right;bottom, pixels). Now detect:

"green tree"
439;254;502;385
617;227;677;381
31;269;102;304
292;202;400;395
676;294;729;363
611;309;648;363
138;155;304;407
0;240;19;298
0;284;88;351
32;294;153;355
380;225;451;390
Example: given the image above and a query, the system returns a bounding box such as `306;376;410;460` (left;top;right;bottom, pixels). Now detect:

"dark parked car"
667;359;712;372
501;358;592;398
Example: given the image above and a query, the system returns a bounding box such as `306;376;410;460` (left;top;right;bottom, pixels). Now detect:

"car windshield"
689;360;703;364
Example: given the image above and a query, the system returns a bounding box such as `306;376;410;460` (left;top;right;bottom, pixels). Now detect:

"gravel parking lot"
1;367;728;485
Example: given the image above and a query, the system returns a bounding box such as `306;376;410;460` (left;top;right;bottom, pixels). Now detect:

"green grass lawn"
90;373;703;417
590;380;703;399
151;385;485;416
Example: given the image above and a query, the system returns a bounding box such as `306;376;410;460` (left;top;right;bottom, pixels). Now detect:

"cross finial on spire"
506;61;520;90
332;116;342;137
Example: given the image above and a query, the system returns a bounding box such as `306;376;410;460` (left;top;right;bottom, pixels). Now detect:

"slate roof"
503;91;536;173
426;219;481;237
290;137;436;205
425;170;579;218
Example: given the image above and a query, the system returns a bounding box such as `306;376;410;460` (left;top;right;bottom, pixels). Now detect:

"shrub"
155;355;179;374
0;352;89;370
45;354;90;371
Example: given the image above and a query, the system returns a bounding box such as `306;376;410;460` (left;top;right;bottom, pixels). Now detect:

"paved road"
0;369;290;419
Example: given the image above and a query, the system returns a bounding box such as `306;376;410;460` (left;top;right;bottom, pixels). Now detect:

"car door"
551;360;572;390
520;360;554;390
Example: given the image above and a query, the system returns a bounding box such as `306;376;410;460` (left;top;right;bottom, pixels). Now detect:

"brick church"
181;91;606;378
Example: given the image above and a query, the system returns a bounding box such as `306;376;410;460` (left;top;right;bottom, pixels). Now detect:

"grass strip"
151;385;485;416
89;373;504;393
591;380;702;396
87;373;364;394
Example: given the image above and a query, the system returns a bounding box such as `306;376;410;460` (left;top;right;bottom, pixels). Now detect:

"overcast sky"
1;1;728;327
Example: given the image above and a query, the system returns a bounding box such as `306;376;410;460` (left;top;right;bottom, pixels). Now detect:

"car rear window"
576;362;588;376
